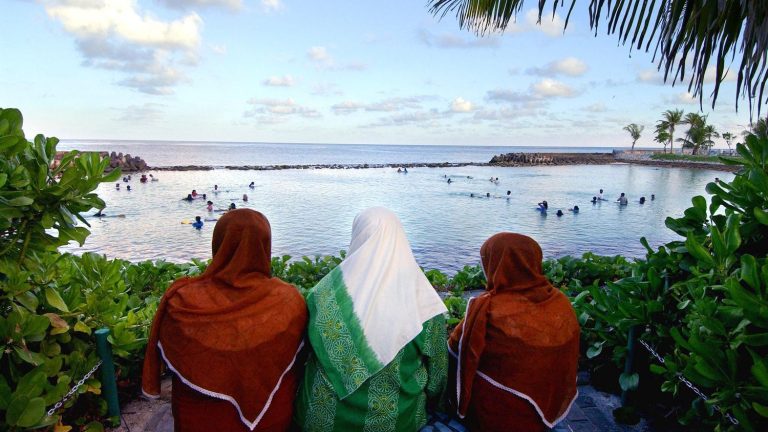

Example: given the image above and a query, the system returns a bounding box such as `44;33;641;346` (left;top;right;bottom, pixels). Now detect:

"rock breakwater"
489;152;616;166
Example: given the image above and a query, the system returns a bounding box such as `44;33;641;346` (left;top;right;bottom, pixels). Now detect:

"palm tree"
703;125;719;153
428;1;768;116
751;116;768;140
661;109;684;154
623;123;644;150
721;132;735;152
654;124;671;153
679;114;713;155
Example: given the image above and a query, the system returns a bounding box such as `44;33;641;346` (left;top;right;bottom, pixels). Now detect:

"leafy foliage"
428;0;768;116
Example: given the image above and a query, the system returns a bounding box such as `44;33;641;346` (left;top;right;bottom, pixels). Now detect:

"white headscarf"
338;207;447;366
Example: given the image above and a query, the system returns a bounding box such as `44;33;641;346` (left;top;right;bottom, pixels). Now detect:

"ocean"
58;141;729;272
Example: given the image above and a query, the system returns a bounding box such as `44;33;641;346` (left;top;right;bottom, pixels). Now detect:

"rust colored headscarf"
449;233;580;428
142;209;307;430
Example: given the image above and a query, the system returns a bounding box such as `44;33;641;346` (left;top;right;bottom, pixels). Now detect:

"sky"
1;0;759;147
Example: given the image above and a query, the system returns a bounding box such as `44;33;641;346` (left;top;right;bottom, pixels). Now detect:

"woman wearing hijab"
449;233;580;432
294;207;448;431
142;209;307;432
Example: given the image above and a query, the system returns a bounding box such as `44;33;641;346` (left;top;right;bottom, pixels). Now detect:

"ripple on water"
62;164;730;272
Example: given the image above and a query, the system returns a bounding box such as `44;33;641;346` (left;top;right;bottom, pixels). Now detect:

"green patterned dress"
294;314;448;432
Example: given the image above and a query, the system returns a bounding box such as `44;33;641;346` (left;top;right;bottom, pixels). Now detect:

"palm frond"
428;0;768;117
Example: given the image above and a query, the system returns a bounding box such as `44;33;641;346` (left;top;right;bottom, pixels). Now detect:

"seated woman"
294;207;448;431
449;233;580;432
142;209;307;432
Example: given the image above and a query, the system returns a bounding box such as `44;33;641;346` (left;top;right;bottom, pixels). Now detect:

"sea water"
63;159;730;272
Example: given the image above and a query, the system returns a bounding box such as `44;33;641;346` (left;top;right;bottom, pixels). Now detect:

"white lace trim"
158;340;304;431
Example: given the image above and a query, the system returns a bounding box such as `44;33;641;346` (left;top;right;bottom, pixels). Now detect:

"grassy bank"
649;153;742;163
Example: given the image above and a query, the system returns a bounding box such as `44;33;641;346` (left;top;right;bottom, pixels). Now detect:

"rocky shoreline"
56;150;738;173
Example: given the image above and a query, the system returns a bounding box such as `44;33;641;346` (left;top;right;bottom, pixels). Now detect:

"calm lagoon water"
64;162;731;272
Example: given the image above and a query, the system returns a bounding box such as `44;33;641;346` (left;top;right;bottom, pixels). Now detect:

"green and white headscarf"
307;207;447;399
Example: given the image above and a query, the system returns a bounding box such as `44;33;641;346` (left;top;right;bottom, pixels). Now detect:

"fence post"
95;328;121;418
621;325;639;406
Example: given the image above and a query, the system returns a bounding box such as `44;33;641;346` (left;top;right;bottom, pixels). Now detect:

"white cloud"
418;30;500;49
261;0;282;12
531;79;577;98
450;97;474;113
311;82;343;96
637;69;664;84
308;46;331;64
306;46;365;71
157;0;242;10
584;102;607;113
673;92;700;105
527;57;587;77
486;89;530;103
525;9;565;37
331;101;364;114
262;75;295;87
244;98;321;123
209;43;227;55
114;103;165;122
45;0;202;95
703;65;736;84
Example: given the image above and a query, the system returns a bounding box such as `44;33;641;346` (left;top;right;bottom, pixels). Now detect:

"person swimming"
207;201;214;212
470;193;475;198
569;206;580;213
95;208;105;217
447;178;452;184
243;194;248;202
617;193;628;205
591;196;597;203
191;216;204;230
214;184;218;191
403;167;408;173
229;203;236;210
115;183;120;189
140;174;148;183
191;189;198;198
127;185;131;191
651;194;655;200
556;210;564;217
184;194;194;201
507;190;511;196
397;168;402;173
249;182;255;188
598;189;605;200
150;174;158;182
538;200;549;210
639;197;646;204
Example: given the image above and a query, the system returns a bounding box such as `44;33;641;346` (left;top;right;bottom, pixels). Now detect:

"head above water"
195;216;201;222
620;193;625;197
230;203;236;210
600;189;603;193
507;190;511;195
207;201;213;205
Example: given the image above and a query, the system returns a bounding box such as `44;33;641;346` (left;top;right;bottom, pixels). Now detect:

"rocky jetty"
489;152;616;166
104;151;148;173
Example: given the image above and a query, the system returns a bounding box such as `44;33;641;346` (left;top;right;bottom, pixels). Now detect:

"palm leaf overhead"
428;0;768;116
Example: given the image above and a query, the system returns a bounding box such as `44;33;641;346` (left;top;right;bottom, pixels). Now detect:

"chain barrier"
637;339;739;426
46;360;103;417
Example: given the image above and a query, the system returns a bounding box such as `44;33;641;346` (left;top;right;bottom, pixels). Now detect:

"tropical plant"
654;123;671;153
660;109;684;154
678;113;715;155
428;1;768;116
722;132;735;152
623;123;644;150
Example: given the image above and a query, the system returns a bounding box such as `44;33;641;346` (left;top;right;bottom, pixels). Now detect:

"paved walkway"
110;372;652;432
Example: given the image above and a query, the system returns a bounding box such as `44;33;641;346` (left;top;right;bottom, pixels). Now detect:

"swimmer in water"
95;208;105;217
639;197;646;204
617;193;628;205
127;185;131;191
506;190;511;197
651;194;655;200
140;174;148;183
243;194;248;202
591;196;597;204
214;184;218;191
249;182;255;188
191;216;204;230
538;201;548;211
470;193;475;198
229;203;236;210
569;206;580;213
115;183;120;190
403;167;408;173
447;178;452;184
397;168;402;173
556;210;564;217
486;193;491;198
598;189;605;201
206;201;214;212
191;189;198;198
184;194;194;202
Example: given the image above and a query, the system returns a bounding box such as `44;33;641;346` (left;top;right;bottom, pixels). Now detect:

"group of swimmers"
182;183;257;229
535;188;657;217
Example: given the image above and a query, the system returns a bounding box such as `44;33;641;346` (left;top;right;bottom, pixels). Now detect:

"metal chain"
637;339;739;426
46;360;103;417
